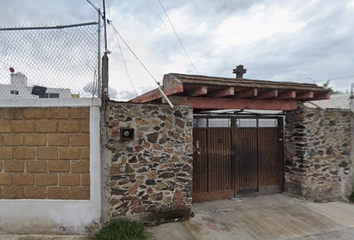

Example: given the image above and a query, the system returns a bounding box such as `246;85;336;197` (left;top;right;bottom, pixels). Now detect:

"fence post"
97;9;102;98
100;52;111;224
101;53;109;98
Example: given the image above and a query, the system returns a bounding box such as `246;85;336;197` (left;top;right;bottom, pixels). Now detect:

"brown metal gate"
193;116;284;202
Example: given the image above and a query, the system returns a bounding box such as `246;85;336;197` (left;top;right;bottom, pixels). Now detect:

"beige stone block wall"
0;107;90;200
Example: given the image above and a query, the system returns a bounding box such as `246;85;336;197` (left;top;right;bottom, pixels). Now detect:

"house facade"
101;71;352;222
0;69;352;235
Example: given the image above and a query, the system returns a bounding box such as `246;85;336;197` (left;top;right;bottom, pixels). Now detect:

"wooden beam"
296;91;314;100
188;86;208;97
130;76;183;103
313;92;331;100
208;87;234;98
186;97;298;110
257;90;278;99
234;88;258;99
277;91;296;100
162;96;187;104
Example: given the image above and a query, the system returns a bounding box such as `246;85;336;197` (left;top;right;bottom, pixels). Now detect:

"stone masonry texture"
284;107;353;201
105;102;193;223
0;107;90;200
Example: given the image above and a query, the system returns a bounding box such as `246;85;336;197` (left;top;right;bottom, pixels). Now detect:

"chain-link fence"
0;22;101;99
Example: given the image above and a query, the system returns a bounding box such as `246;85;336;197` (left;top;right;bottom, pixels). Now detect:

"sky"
1;0;354;100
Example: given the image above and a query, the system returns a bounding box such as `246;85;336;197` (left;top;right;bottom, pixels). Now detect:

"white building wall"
0;84;36;99
0;73;72;99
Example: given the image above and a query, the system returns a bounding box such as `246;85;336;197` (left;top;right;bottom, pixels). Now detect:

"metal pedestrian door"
193;116;284;202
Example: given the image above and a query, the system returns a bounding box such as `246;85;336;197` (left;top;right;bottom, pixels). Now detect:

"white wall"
0;84;36;99
0;83;71;99
0;98;101;235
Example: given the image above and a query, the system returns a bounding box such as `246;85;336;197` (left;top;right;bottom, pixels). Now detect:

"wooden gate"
193;116;283;202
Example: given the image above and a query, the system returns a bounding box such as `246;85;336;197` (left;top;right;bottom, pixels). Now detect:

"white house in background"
305;93;351;109
0;73;71;99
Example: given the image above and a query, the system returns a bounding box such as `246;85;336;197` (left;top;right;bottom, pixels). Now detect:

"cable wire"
329;74;354;81
111;23;161;86
158;13;168;30
111;26;138;97
85;0;101;14
157;0;198;74
111;23;174;107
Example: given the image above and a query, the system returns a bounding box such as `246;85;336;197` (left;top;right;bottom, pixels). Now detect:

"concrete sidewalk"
149;194;354;240
0;235;92;240
2;194;354;240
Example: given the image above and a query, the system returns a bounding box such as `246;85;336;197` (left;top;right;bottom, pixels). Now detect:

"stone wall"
103;101;193;224
284;107;353;201
0;107;90;200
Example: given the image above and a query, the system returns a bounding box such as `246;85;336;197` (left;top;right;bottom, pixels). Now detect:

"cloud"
0;0;97;25
1;0;353;98
83;82;99;97
112;90;136;101
83;81;127;100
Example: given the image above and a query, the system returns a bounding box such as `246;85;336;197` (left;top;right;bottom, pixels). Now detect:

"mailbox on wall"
120;128;134;141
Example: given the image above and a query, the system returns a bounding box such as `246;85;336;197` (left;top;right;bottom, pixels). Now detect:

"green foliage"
94;221;151;240
323;80;342;94
349;186;354;203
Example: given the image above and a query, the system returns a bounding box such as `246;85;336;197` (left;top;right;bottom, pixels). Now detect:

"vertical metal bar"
278;117;285;191
97;9;101;97
232;116;236;197
257;117;260;192
102;0;108;52
207;127;211;193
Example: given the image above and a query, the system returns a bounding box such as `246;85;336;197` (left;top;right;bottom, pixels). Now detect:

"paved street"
150;194;354;240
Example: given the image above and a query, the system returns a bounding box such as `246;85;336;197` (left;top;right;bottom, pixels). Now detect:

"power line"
157;0;198;74
158;13;168;30
111;26;138;97
111;23;161;86
85;0;101;14
0;22;98;31
102;0;108;52
328;74;354;81
305;74;354;84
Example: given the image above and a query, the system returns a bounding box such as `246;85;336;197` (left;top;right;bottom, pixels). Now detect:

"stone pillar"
284;107;353;201
104;102;193;224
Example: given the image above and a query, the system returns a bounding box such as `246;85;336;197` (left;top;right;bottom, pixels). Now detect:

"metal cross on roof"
233;65;247;79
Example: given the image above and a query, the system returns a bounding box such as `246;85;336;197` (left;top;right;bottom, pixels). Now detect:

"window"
236;118;278;128
237;119;257;128
258;119;278;127
193;118;231;128
49;93;59;98
208;118;231;128
10;90;19;95
39;93;60;98
193;118;207;128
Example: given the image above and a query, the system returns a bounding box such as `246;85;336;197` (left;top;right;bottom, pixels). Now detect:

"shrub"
94;220;151;240
349;188;354;203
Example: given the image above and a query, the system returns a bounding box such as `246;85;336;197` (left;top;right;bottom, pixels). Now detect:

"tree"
323;80;342;94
